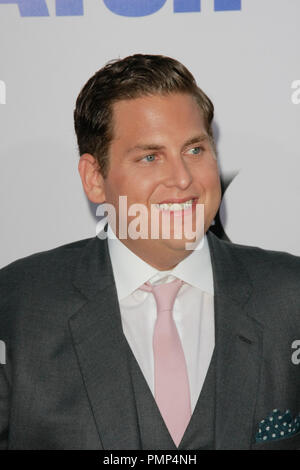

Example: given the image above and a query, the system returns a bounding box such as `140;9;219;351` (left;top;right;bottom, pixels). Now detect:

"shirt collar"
107;223;214;301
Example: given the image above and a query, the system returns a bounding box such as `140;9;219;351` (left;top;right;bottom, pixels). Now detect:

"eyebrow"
126;134;210;155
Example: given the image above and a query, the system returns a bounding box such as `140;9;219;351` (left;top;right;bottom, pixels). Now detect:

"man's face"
101;92;221;268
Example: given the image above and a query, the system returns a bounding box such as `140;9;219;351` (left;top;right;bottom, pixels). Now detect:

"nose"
162;155;193;190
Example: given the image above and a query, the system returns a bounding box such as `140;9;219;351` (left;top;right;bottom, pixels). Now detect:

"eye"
186;146;203;155
141;154;156;162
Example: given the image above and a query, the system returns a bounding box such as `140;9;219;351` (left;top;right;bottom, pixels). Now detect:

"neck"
118;238;194;271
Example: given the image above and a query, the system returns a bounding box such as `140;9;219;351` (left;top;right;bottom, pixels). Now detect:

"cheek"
104;170;155;204
209;171;221;192
123;170;156;196
197;164;220;191
104;168;128;195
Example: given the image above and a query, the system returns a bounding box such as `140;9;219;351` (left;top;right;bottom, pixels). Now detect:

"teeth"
155;199;194;211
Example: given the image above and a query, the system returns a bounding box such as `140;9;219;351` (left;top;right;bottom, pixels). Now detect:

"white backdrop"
0;0;299;268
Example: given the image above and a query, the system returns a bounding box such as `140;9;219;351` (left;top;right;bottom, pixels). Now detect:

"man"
0;54;300;450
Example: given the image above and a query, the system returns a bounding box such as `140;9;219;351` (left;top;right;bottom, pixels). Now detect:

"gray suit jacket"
0;231;300;450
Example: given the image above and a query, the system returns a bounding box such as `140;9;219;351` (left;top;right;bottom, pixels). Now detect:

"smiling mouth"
155;198;198;212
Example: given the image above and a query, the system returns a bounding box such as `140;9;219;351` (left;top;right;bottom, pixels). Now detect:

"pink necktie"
140;278;192;447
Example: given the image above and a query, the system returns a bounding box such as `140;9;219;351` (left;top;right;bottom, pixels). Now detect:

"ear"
78;154;106;203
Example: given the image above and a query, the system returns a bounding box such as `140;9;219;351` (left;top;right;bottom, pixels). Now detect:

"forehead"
111;93;205;141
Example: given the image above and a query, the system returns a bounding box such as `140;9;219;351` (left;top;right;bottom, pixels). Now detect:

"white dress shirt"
107;225;215;413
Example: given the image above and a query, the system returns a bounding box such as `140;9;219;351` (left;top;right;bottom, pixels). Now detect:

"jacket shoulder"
0;238;95;316
0;237;93;279
208;233;300;327
223;237;300;287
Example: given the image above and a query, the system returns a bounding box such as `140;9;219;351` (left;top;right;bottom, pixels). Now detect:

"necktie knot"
140;278;183;313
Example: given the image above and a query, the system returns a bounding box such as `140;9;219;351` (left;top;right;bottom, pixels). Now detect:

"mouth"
154;197;198;213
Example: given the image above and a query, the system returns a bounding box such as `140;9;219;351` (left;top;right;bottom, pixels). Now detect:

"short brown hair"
74;54;215;178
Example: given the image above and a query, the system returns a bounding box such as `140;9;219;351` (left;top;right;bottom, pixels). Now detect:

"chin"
161;236;198;252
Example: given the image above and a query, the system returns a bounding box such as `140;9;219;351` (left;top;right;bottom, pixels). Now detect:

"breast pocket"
251;431;300;450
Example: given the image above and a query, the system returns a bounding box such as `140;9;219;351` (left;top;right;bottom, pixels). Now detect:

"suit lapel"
68;237;141;450
207;232;264;449
68;232;264;450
